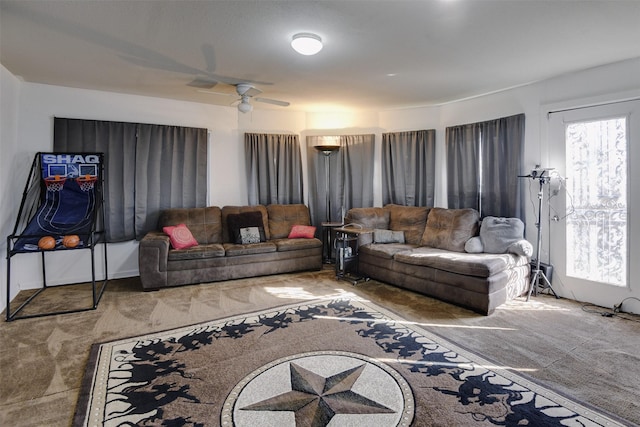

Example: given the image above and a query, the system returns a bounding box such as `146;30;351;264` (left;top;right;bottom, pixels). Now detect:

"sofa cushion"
395;246;527;278
167;243;225;261
421;208;479;252
162;223;199;249
267;204;312;239
223;242;277;257
344;207;390;229
158;206;223;244
360;243;417;260
272;237;323;252
222;205;270;242
385;204;430;245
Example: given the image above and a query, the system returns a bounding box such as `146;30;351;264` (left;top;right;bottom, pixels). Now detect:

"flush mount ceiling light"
291;33;323;55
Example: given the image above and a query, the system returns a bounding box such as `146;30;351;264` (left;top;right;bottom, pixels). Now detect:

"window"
565;117;627;286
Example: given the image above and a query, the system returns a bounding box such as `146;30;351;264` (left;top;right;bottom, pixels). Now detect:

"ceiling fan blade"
230;99;241;107
197;89;235;96
254;97;290;107
188;77;219;89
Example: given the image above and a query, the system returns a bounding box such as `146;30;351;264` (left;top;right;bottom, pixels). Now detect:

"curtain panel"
135;124;208;238
244;133;303;205
53;119;137;242
445;113;525;220
480;114;526;219
446;123;480;209
382;129;436;206
307;134;375;228
341;134;375;213
53;118;207;241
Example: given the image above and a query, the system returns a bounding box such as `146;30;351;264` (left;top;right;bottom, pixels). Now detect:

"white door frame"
544;98;640;309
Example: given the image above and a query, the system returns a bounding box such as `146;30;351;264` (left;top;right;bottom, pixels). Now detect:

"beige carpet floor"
1;268;639;426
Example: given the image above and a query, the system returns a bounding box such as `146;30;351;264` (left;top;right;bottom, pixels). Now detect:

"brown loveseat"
342;204;531;315
138;204;322;290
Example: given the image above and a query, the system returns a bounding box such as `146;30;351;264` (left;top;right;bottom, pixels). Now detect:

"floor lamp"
314;143;340;223
520;168;559;301
315;142;340;264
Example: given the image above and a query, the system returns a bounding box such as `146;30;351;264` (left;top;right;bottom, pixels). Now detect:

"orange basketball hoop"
76;174;97;192
44;175;66;192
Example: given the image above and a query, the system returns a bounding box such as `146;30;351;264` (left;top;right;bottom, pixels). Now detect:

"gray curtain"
244;133;303;205
446;123;480;209
307;134;375;228
382;129;436;206
341;135;375;215
135;124;208;238
445;113;525;219
480;114;525;219
54;118;207;241
54;119;136;241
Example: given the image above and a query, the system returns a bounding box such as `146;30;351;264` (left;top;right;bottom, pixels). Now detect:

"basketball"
62;235;80;248
38;236;56;250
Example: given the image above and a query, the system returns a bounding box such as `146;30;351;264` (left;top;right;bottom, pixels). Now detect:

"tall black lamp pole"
314;144;340;222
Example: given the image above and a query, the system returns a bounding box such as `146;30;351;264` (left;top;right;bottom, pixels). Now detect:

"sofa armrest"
138;231;170;289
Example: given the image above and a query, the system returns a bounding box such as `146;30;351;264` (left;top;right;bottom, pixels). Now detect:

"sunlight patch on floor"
376;358;538;373
263;286;363;301
313;315;517;331
496;298;571;312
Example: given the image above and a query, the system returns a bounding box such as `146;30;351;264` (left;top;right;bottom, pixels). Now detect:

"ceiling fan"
199;83;290;113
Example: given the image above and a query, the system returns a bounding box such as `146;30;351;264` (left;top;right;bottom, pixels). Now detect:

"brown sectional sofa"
343;204;531;315
138;204;322;290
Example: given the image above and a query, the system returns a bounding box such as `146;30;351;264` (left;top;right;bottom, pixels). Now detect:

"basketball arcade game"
6;152;108;321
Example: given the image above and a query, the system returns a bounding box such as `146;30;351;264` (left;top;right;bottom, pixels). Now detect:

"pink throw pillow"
288;225;316;239
163;223;199;249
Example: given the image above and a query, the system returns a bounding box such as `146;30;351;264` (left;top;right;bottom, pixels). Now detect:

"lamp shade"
291;33;323;55
313;136;340;155
314;145;340;153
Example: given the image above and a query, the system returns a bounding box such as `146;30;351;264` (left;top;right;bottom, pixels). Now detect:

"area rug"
74;297;626;426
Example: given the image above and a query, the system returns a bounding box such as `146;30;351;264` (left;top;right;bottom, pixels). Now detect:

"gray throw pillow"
479;216;525;254
373;229;405;244
464;236;484;253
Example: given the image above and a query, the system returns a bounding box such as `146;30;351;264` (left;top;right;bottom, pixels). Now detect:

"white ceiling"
1;0;639;113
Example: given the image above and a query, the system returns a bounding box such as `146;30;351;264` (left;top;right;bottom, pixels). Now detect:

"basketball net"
44;176;66;192
76;175;97;192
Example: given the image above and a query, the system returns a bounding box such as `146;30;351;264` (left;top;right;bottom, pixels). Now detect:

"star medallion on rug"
74;298;627;426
